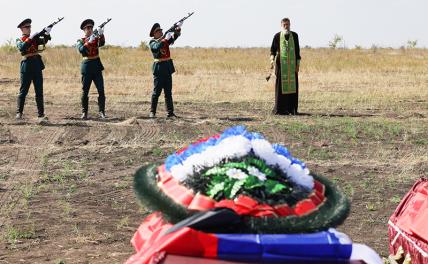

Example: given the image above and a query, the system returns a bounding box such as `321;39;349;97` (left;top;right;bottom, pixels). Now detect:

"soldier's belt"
154;57;171;62
22;52;40;60
82;55;100;60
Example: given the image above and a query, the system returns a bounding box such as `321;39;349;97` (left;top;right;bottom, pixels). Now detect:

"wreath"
134;126;350;233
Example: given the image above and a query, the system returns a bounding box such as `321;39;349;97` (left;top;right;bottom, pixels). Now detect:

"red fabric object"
253;209;277;217
234;195;259;209
233;195;260;215
126;213;218;264
131;212;170;252
20;35;38;54
157;165;172;183
309;192;323;206
274;204;294;216
294;199;317;216
314;180;325;194
81;35;104;57
157;166;194;207
252;204;276;217
388;178;428;264
214;199;240;212
158;39;171;60
157;165;326;218
188;193;216;211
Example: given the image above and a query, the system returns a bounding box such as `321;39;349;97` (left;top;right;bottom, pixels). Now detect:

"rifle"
162;12;194;38
93;18;112;37
34;17;64;51
39;17;64;35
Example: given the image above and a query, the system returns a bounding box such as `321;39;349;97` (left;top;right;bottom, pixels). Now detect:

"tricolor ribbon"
126;213;382;264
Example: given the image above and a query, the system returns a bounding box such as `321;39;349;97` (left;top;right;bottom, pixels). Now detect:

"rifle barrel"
100;18;112;28
162;12;194;38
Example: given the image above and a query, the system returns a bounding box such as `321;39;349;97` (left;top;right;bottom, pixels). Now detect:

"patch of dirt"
0;99;426;263
0;78;18;85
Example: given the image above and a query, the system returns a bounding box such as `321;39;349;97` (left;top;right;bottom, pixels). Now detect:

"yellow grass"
1;46;427;115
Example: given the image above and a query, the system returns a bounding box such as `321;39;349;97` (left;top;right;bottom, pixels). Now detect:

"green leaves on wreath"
244;175;264;189
202;156;294;200
265;179;286;194
230;179;245;198
207;182;224;198
246;157;275;178
205;167;228;176
223;162;248;170
208;178;245;199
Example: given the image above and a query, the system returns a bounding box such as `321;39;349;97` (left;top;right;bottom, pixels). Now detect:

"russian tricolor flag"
126;213;382;264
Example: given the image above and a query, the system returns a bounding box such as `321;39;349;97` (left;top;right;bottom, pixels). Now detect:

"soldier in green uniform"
76;19;107;120
15;18;52;121
148;22;182;118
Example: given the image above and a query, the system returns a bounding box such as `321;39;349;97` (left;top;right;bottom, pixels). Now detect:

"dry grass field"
0;45;427;263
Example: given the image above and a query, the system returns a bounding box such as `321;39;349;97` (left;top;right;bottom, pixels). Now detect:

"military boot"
81;112;88;120
16;112;23;120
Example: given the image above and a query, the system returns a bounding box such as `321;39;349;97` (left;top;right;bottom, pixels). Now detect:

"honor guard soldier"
16;18;52;121
76;19;107;120
148;22;182;118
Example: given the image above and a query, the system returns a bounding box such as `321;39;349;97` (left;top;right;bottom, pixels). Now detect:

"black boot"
98;95;106;114
81;96;89;115
16;97;26;115
151;96;159;114
81;112;88;120
35;95;44;117
167;112;178;118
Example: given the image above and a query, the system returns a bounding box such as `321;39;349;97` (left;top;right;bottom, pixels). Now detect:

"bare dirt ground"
0;48;427;263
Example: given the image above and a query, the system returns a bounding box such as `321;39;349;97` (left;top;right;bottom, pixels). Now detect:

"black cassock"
270;31;301;115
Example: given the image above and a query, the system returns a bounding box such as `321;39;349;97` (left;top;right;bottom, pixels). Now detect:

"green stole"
279;31;296;94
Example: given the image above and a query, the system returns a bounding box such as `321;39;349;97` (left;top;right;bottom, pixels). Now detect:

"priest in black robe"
270;18;301;115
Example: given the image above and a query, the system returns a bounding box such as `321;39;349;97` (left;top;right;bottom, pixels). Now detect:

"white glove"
176;21;183;27
29;31;39;39
88;34;96;43
97;27;104;35
165;32;174;40
44;26;52;35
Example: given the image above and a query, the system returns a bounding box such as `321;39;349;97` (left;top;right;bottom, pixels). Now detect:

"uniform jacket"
76;35;105;74
149;31;180;76
16;33;51;73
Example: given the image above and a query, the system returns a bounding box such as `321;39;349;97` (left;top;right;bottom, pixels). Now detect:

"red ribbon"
157;167;194;207
156;165;327;218
294;199;317;216
188;193;216;211
274;204;294;217
127;213;219;264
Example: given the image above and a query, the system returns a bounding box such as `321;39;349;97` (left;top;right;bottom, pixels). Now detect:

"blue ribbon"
217;230;353;262
165;126;307;171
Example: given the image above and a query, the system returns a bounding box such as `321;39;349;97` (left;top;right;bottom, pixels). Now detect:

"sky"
1;0;427;48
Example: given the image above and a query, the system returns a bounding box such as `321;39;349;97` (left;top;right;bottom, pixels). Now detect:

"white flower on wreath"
247;166;267;181
226;168;248;180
